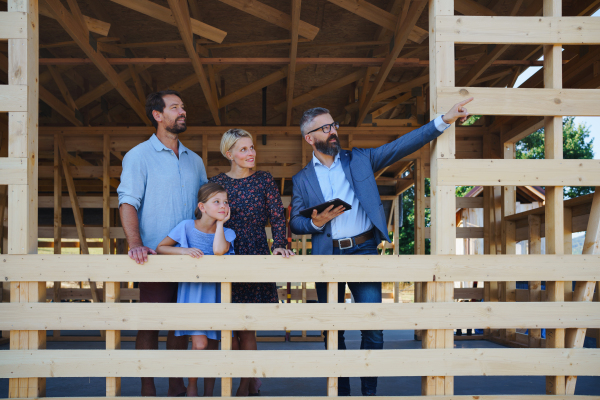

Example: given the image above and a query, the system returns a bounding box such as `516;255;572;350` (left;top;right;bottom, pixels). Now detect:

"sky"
512;10;600;159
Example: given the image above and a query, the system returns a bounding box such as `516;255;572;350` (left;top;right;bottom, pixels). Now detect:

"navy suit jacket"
290;120;443;255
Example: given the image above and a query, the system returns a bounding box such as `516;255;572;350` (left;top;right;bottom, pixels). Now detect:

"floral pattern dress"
209;170;287;303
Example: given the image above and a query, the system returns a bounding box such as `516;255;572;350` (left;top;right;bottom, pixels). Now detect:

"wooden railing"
1;254;599;399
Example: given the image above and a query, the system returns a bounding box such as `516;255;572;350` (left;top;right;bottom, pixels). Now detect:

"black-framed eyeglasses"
307;121;340;135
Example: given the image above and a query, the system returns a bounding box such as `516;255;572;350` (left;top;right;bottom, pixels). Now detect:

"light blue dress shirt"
117;134;208;251
310;115;450;240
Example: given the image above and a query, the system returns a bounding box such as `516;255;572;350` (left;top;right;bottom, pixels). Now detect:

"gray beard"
315;136;341;157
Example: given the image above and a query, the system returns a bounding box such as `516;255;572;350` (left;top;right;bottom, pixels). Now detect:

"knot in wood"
554;98;561;104
459;89;469;96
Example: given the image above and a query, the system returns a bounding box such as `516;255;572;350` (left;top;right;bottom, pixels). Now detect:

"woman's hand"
182;247;204;258
273;248;295;258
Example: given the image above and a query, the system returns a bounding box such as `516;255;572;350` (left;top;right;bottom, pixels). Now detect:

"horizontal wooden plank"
2;302;598;331
437;159;600;186
38;196;119;209
1;255;599;282
424;227;484;239
424;196;484;209
0;157;27;185
0;85;27;112
436;16;600;45
1;349;597;378
437;87;600;116
25;397;600;400
38;227;125;239
0;12;28;39
39;165;122;179
455;287;484;300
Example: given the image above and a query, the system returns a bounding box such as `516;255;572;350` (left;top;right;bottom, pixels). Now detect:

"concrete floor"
1;330;599;397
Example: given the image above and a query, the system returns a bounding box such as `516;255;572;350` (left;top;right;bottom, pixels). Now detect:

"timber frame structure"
1;0;600;398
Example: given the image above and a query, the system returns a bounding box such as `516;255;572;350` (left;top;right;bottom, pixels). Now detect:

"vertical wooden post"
564;188;600;394
413;147;425;339
202;134;208;171
501;142;516;343
528;214;542;347
427;0;455;394
563;207;573;301
221;282;233;397
543;0;564;394
103;135;111;254
7;0;42;397
105;282;121;396
327;282;338;396
53;135;62;338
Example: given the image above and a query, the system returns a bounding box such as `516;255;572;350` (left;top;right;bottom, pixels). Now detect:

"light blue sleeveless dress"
166;219;236;339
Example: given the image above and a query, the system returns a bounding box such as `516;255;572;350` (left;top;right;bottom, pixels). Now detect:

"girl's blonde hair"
194;182;227;220
220;128;253;160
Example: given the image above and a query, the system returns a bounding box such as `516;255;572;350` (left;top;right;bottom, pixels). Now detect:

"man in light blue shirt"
117;90;207;397
290;98;472;396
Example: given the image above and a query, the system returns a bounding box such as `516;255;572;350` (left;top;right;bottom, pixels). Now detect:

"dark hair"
145;90;183;129
300;107;330;137
194;182;228;220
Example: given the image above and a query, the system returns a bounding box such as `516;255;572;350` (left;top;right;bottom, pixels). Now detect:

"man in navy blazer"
290;98;472;396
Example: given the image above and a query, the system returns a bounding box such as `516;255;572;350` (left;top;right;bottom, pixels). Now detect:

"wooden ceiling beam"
33;0;111;36
44;0;151;126
108;0;227;43
74;65;150;109
286;0;301;126
275;68;366;114
327;0;428;44
167;0;221;125
370;92;412;119
217;0;319;40
47;65;78;112
220;65;308;110
39;86;83;127
356;0;428;125
454;0;497;16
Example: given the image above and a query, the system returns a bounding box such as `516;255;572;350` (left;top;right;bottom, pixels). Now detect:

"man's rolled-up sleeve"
117;151;146;210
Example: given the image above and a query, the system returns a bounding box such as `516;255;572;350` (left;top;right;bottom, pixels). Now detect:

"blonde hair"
220;128;253;160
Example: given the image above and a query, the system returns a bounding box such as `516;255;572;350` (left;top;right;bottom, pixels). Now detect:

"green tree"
516;117;595;198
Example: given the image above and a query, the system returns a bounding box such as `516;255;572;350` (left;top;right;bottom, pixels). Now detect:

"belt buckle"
338;238;353;250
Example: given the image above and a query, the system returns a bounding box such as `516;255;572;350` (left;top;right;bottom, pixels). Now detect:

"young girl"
157;182;235;397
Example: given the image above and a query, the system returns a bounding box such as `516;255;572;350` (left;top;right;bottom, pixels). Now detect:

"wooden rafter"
356;0;428;126
221;65;307;110
44;0;151;126
108;0;226;43
327;0;428;44
217;0;319;40
39;86;83;127
167;0;221;125
275;68;365;114
286;0;301;126
47;65;78;112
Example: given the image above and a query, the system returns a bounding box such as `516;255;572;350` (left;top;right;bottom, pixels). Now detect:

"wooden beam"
327;0;428;43
47;65;78;111
285;0;301;126
275;68;365;114
436;16;600;45
167;0;221;125
0;11;28;39
44;0;151;125
356;0;428;125
0;86;27;112
436;159;600;186
217;0;318;40
39;86;83;127
370;92;412;119
2;348;597;378
3;302;600;331
220;65;307;110
0;158;27;185
107;0;226;43
437;87;600;116
3;254;600;283
454;0;497;16
35;0;111;36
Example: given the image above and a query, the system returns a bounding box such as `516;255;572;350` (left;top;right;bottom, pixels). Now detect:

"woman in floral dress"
210;128;294;396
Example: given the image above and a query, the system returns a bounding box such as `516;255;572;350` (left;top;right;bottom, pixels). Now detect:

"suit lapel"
340;150;355;192
305;161;326;204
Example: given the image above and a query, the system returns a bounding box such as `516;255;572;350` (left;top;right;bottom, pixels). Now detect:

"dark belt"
332;230;374;250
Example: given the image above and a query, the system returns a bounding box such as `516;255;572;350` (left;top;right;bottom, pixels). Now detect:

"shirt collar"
149;133;189;156
311;152;340;168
